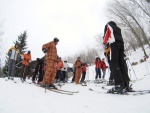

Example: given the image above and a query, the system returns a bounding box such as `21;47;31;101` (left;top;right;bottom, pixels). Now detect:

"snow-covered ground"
0;48;150;113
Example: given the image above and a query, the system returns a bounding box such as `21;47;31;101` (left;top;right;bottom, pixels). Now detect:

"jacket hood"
107;21;117;26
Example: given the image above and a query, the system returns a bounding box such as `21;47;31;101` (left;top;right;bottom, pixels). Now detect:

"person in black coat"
103;21;130;94
32;58;44;84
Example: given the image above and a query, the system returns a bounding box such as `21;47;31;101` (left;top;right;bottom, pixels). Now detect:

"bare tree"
95;34;105;56
64;47;99;65
122;29;138;51
106;0;149;57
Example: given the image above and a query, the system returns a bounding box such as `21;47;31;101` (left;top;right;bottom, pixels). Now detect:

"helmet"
54;37;59;42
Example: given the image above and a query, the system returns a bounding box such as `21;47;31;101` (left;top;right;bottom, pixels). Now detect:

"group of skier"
6;20;133;94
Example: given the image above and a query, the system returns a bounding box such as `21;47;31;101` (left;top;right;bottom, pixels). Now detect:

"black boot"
107;84;124;94
124;82;134;92
48;84;57;89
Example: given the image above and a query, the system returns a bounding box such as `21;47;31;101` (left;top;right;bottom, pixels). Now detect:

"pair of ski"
31;83;79;95
102;86;150;96
89;87;150;96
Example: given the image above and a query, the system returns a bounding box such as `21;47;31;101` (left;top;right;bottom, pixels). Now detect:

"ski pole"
126;60;132;79
128;59;137;79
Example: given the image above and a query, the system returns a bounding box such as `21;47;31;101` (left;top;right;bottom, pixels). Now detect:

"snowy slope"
0;49;150;113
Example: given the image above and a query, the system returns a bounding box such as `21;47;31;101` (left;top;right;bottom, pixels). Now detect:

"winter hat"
54;37;59;42
27;51;31;54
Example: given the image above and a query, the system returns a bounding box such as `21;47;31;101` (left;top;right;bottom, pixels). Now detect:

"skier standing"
74;57;82;84
42;38;59;88
94;57;102;81
61;60;69;83
7;42;20;80
32;58;44;84
101;58;107;80
103;21;130;94
56;57;64;83
80;63;88;83
21;50;31;82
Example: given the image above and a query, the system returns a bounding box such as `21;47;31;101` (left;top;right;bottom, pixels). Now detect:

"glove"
103;44;107;49
24;58;26;60
42;48;47;53
78;66;81;68
64;68;66;70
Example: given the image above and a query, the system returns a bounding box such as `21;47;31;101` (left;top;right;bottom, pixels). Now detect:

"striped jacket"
8;46;20;61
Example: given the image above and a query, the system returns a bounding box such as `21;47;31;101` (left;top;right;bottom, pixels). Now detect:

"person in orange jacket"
21;51;31;82
55;57;64;83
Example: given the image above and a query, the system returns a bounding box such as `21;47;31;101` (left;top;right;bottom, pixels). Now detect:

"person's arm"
103;26;111;44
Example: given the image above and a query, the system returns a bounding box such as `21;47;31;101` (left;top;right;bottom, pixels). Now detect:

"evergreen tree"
3;31;28;77
15;31;28;77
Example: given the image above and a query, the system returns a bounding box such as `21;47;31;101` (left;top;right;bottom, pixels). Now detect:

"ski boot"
124;83;134;92
48;84;58;89
107;85;124;94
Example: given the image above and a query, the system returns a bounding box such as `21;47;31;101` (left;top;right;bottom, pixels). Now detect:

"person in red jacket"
80;63;88;83
94;57;102;81
101;58;107;80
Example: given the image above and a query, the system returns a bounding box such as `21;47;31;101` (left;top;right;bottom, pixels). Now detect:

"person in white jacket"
61;60;69;83
7;42;20;80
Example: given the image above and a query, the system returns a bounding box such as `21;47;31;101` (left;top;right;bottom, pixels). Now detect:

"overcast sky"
0;0;110;66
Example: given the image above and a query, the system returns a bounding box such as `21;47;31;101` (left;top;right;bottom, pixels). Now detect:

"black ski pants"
110;42;129;85
95;68;101;79
71;71;76;82
81;72;86;82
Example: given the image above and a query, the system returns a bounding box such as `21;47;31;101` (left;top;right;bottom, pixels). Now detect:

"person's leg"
82;72;86;82
42;61;50;85
65;71;68;82
32;69;38;82
49;66;57;85
97;68;101;79
110;42;123;86
95;68;98;79
119;44;130;83
38;69;43;83
71;71;75;82
23;65;28;80
75;69;79;84
102;69;106;79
